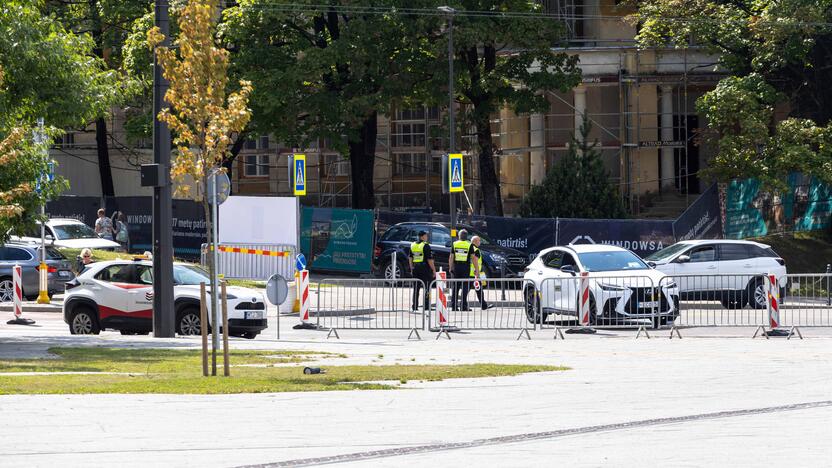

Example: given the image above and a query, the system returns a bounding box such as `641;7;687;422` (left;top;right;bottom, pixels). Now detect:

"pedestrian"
448;229;472;311
409;230;435;311
94;208;114;241
468;236;494;310
113;211;129;251
76;248;94;273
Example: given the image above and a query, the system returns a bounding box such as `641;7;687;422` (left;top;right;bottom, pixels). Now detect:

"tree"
0;66;68;242
634;0;832;190
46;0;152;197
147;0;252;331
222;0;437;209
421;2;580;216
520;119;626;219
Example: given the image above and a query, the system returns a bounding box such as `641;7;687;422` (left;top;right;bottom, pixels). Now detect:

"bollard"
579;272;590;327
6;264;35;326
199;282;209;377
293;269;318;330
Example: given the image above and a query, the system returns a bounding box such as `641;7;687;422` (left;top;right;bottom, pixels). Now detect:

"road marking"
241;400;832;467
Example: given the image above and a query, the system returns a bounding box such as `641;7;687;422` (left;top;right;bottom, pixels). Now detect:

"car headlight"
599;283;627;291
488;253;506;264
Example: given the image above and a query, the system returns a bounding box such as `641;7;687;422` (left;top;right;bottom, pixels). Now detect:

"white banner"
219;196;297;246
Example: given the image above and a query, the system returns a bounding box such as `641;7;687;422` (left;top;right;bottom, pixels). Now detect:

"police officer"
409;230;435;311
448;229;471;311
468;236;493;309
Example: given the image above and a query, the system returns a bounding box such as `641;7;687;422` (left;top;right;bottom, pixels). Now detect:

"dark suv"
372;222;529;279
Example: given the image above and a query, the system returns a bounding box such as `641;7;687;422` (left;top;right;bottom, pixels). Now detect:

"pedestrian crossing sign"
293;154;306;196
449;153;463;193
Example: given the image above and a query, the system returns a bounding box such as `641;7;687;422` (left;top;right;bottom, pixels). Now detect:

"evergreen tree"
520;118;626;219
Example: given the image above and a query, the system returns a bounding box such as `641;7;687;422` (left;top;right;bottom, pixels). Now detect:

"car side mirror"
44;234;54;241
676;255;691;264
647;261;657;269
560;265;576;276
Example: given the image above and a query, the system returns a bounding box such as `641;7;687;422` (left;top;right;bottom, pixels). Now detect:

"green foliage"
520;119;626;219
635;0;832;190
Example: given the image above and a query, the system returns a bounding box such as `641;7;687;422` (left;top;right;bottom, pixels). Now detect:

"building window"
393;122;426;148
244;155;269;177
324;154;350;177
395;107;439;121
393;153;427;176
54;132;76;149
244;135;270;150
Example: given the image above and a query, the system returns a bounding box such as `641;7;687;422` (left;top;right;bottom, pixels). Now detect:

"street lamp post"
438;6;457;230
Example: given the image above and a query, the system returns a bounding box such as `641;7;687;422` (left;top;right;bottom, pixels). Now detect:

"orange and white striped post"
579;272;591;327
299;269;310;324
766;273;780;329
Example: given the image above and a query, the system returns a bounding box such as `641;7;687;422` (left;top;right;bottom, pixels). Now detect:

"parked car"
63;258;268;338
0;241;75;301
523;244;679;327
372;222;529;279
13;218;120;251
644;240;787;309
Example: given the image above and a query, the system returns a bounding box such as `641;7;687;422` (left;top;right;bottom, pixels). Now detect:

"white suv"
645;240;787;309
15;218;120;251
63;259;268;338
523;244;679;327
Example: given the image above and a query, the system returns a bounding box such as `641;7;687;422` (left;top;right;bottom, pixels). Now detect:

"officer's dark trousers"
450;266;470;311
411;267;432;310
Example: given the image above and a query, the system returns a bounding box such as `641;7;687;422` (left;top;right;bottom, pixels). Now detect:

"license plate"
638;301;659;309
245;311;263;320
58;271;71;278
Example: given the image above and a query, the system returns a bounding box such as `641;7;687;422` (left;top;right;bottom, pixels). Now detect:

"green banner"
300;207;374;273
725;174;832;239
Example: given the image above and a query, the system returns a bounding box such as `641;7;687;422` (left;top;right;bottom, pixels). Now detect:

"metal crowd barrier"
428;278;535;339
657;274;773;329
314;278;425;339
779;273;832;327
536;275;663;337
200;243;296;280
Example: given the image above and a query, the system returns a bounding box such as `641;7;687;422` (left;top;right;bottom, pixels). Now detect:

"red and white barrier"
435;271;448;327
766;273;780;329
299;269;310;324
13;265;22;319
579;272;591;326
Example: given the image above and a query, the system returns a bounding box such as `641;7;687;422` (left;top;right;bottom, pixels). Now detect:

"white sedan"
63;258;268;338
523;244;679;327
15;218;121;251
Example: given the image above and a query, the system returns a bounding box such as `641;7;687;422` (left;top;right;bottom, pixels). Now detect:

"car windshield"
645;243;690;262
174;265;210;285
578;251;649;272
51;223;98;240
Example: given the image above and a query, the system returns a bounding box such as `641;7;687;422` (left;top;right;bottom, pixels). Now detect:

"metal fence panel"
314;278;425;332
656;274;769;328
427;278;536;331
201;243;295;280
537;275;665;329
780;273;832;327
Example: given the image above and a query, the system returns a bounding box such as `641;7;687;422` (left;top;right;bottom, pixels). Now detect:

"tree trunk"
348;112;377;209
222;133;248;192
474;109;503;216
95;117;115;196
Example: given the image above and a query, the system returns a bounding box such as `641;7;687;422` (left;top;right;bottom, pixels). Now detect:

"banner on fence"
301;207;374;273
556;218;675;256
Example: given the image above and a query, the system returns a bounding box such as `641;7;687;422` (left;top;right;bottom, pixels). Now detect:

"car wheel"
177;307;202;336
0;277;14;303
383;259;407;280
749;280;767;310
69;306;100;335
524;287;545;324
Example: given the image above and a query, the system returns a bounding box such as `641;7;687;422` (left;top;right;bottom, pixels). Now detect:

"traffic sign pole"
35;118;50;305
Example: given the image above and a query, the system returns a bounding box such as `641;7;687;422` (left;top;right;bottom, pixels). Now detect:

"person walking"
409;230;435;311
113;211;129;251
94;208;114;241
468;236;493;310
448;229;472;311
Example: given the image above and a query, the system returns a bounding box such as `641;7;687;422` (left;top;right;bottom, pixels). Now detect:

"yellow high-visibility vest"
469;246;484;277
452;240;471;262
410;241;425;263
